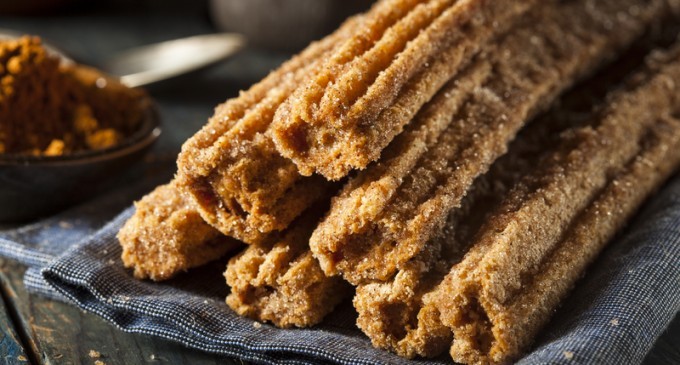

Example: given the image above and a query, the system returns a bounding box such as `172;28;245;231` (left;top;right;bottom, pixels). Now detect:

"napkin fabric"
1;171;679;365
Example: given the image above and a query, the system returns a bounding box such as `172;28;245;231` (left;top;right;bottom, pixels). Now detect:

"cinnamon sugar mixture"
0;36;148;156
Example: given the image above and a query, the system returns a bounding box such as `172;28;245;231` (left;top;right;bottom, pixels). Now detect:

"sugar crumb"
95;77;107;89
563;351;574;360
89;350;101;358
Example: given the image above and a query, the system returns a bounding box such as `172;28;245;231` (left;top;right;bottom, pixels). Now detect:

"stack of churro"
117;0;680;363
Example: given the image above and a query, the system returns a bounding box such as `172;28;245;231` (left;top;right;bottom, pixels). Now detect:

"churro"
175;15;355;243
432;42;680;364
349;26;671;352
310;0;672;285
354;106;576;358
272;0;537;179
225;208;351;328
118;181;242;281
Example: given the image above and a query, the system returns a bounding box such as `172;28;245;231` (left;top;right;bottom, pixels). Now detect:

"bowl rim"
0;106;161;167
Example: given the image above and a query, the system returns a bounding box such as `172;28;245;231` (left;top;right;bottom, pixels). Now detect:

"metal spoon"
102;33;246;87
0;30;246;87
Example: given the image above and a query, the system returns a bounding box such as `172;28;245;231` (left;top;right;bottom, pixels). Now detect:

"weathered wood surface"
0;259;243;365
0;268;30;365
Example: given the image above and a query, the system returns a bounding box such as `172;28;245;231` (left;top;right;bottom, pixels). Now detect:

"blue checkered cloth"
1;169;679;365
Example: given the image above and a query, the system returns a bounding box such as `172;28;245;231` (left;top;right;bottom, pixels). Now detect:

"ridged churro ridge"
435;42;680;364
311;0;671;286
176;16;357;243
225;209;351;328
272;0;538;179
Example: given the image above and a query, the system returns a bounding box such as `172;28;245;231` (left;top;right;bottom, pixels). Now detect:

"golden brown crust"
434;42;680;364
118;181;242;281
272;0;538;179
350;57;627;354
353;111;568;358
225;208;351;328
310;0;670;286
175;14;357;244
480;116;680;363
354;35;680;362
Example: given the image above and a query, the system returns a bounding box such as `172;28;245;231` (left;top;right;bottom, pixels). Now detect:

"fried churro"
349;24;676;353
272;0;538;180
225;208;351;328
311;0;673;286
353;185;490;358
175;15;356;244
118;181;242;281
354;107;574;358
431;42;680;364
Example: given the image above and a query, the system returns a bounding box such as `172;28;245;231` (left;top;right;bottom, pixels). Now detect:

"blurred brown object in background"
210;0;372;52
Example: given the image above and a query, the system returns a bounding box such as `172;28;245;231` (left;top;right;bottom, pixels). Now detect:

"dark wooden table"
0;259;244;365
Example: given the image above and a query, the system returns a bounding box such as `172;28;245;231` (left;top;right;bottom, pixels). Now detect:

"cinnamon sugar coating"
118;181;242;281
272;0;537;179
117;0;680;361
434;42;680;364
176;15;356;244
0;36;149;155
354;106;572;358
353;32;680;362
225;208;351;328
310;0;671;286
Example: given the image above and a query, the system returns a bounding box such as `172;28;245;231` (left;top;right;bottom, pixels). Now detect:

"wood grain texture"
0;259;243;365
0;273;30;365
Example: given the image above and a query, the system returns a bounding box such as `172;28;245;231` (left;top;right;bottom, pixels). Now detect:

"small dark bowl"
0;107;161;223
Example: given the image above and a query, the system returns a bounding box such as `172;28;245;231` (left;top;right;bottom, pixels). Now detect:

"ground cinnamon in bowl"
0;36;149;156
